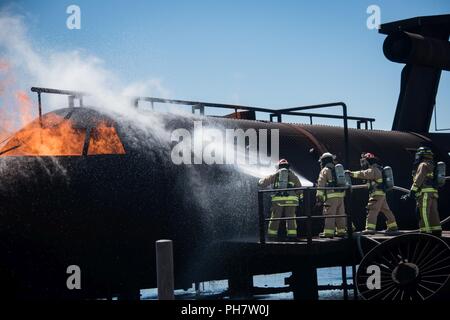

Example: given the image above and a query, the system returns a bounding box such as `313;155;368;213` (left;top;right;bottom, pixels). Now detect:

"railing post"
341;265;348;300
37;92;42;127
37;92;42;118
258;191;265;244
304;188;312;246
344;185;358;300
341;103;349;169
345;186;353;238
156;240;174;300
68;95;75;108
352;264;358;300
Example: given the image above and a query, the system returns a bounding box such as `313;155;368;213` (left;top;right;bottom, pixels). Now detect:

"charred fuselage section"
0;105;449;298
1;14;450;299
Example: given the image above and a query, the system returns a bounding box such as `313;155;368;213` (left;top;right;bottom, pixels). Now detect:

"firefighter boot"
319;230;334;238
361;229;376;235
384;222;399;235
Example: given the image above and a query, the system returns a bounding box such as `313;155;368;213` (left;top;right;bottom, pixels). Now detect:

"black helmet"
415;146;433;162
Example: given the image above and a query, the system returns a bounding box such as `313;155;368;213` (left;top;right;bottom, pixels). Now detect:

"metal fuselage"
0;106;449;298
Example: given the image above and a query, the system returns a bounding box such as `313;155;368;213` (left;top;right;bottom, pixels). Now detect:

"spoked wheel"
357;233;450;301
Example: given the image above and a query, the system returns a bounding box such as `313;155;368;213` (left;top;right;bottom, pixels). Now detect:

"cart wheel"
356;233;450;301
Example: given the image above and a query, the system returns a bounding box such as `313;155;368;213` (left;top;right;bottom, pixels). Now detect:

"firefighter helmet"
361;152;376;160
318;152;335;167
415;146;433;159
277;158;290;169
360;152;378;169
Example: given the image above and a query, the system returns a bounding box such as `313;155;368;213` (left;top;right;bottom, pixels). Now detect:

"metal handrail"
258;185;349;193
258;179;450;244
257;185;353;245
265;215;347;222
31;87;86;121
29;87;376;131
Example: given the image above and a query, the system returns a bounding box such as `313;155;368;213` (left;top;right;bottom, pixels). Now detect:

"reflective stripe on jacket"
411;161;438;196
350;165;385;196
316;164;345;200
258;169;303;206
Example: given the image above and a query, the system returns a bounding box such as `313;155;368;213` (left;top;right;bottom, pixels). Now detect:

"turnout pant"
366;195;397;230
268;203;297;237
417;192;442;233
323;197;346;236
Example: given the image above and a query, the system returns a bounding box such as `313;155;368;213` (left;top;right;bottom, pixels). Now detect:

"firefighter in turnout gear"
258;159;302;240
347;153;398;234
316;153;347;238
403;147;442;236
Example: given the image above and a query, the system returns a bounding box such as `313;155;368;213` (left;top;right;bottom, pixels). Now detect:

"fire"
0;59;125;157
0;114;125;157
88;122;125;155
16;90;34;127
0;113;85;156
0;60;36;142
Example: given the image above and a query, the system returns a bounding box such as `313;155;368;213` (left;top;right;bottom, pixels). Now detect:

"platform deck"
220;230;450;269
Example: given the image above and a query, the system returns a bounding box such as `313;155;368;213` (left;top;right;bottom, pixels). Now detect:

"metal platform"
216;230;450;300
224;236;352;259
365;230;450;241
224;231;450;259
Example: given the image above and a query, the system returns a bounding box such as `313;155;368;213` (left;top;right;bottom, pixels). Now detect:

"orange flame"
1;114;85;156
0;59;125;157
0;60;36;142
16;90;34;127
88;123;126;155
0;114;126;157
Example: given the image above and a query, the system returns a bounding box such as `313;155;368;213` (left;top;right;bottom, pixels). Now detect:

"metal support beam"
270;113;282;122
304;188;312;246
68;95;75;108
289;265;318;300
228;260;253;299
156;239;174;300
342;266;348;300
192;104;205;115
37;92;42;127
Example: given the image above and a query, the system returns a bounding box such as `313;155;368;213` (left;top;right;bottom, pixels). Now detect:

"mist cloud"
0;9;171;134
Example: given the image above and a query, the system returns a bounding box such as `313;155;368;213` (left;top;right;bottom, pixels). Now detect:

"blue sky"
1;0;450;130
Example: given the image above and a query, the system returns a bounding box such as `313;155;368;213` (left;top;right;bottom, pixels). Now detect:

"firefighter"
347;153;398;234
258;159;302;240
316;153;347;238
402;147;442;236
